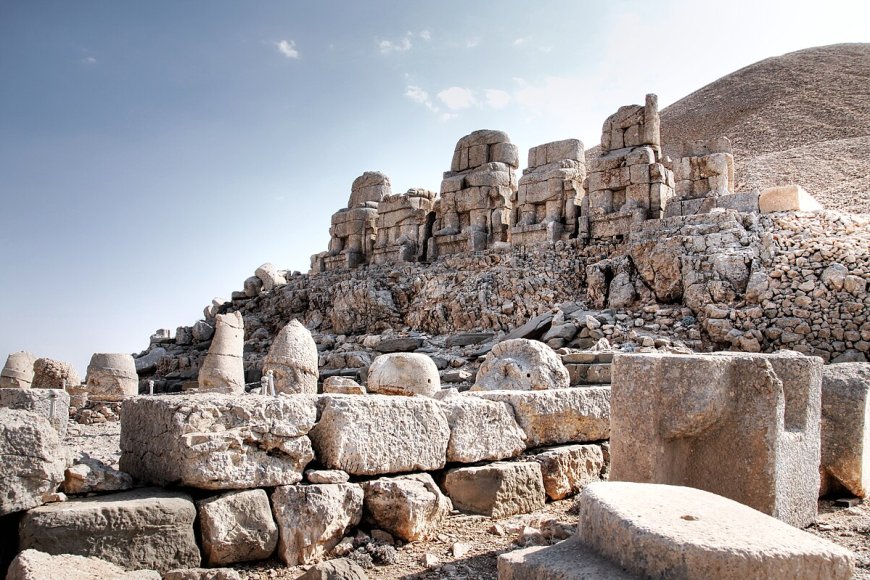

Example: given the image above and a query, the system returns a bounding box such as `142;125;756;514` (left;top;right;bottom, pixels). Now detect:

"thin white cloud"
81;56;97;65
513;36;530;46
405;85;439;113
466;38;480;48
420;30;431;41
485;89;511;109
378;35;412;55
437;86;477;110
276;40;299;59
440;112;458;122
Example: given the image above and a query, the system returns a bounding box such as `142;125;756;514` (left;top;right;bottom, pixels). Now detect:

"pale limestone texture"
577;482;852;579
271;483;363;565
6;550;161;580
263;319;319;394
0;387;69;436
63;455;133;495
163;569;241;580
531;443;605;500
32;357;80;389
198;489;278;565
610;351;822;527
366;352;440;397
362;473;452;541
0;408;65;516
198;311;245;394
120;394;316;489
0;350;36;388
322;376;366;395
512;139;586;245
820;362;870;497
442;461;545;518
19;488;200;573
372;188;437;265
472;338;570;391
310;394;449;476
470;387;611;448
431;130;519;258
85;353;138;401
759;184;823;213
582;94;675;240
255;262;286;291
297;559;368;580
440;395;526;463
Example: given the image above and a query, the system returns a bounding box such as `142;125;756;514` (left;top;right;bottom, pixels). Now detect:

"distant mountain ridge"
659;43;870;214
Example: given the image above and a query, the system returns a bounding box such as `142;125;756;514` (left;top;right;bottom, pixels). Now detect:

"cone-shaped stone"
263;320;318;395
86;353;139;401
1;351;36;388
199;312;245;394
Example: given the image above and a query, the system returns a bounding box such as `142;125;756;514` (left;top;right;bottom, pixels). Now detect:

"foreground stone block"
363;473;452;541
272;483;363;565
366;352;440;397
472;339;569;391
120;394;316;489
0;387;69;436
498;537;633;580
586;482;851;579
263;320;319;395
199;489;278;566
821;362;870;497
7;549;161;580
164;569;241;580
297;559;368;580
443;461;545;518
0;350;36;388
19;488;200;573
63;455;133;495
310;395;449;476
759;184;823;213
441;395;526;463
0;408;65;516
470;388;610;448
531;444;605;500
610;352;821;527
85;353;138;401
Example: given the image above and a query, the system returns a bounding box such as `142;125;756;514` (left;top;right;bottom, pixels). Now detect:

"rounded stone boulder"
0;351;37;388
32;358;81;390
85;353;139;401
367;353;440;397
471;339;569;391
262;320;319;395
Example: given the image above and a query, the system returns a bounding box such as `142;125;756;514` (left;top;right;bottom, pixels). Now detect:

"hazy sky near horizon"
1;0;868;375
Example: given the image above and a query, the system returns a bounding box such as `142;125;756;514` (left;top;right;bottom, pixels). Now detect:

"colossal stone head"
262;320;319;395
471;339;569;391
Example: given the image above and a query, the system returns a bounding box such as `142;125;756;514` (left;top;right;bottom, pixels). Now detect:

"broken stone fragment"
362;473;452;541
443;461;546;518
440;395;526;463
198;489;278;566
198;311;245;394
6;550;161;580
271;483;363;565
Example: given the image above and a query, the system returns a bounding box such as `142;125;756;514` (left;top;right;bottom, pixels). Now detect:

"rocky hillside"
659;43;870;214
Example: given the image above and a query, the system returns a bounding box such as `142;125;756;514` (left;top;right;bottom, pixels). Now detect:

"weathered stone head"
0;351;37;388
198;311;245;394
85;353;139;401
262;320;319;395
367;353;440;397
471;339;569;391
32;358;81;390
348;171;391;208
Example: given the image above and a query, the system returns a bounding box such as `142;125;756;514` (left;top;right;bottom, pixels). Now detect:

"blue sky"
1;0;868;375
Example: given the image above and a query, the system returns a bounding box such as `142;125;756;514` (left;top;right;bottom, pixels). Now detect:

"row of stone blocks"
117;388;611;487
